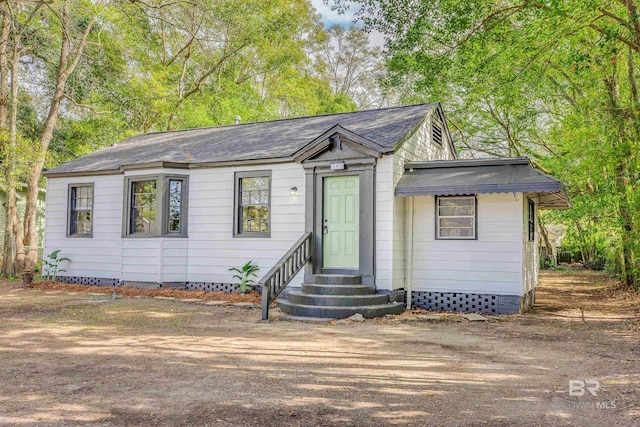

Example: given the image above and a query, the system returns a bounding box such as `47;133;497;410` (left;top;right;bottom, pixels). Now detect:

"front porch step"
280;315;334;323
313;274;362;285
287;290;390;307
277;299;405;319
301;283;375;296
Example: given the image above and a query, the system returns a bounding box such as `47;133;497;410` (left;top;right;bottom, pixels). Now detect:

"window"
124;175;188;237
436;196;476;239
68;184;93;237
167;179;183;233
528;199;535;241
234;171;271;237
130;180;157;234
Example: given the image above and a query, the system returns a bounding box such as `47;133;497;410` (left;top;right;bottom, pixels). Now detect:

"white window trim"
435;195;477;240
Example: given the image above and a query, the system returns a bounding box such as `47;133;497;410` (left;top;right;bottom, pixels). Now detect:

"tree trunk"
604;56;637;288
23;1;95;271
0;5;12;276
23;93;63;270
538;217;555;267
8;41;24;273
0;5;9;130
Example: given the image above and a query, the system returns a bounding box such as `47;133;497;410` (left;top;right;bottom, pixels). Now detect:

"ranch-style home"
42;103;569;319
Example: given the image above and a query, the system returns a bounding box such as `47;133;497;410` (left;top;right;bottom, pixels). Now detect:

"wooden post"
261;282;270;321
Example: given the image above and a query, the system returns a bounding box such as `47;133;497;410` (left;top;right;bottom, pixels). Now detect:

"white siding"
187;163;306;286
410;193;525;296
44;175;124;280
385;115;455;290
375;155;394;289
122;239;161;283
392;114;455;185
44;112;467;292
162;238;188;283
44;163;307;286
522;195;540;294
120;168;189;284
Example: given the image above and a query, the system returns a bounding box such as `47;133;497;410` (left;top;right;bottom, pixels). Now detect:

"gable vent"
432;121;443;146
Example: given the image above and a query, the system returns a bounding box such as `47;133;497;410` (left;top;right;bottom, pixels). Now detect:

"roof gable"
293;125;384;163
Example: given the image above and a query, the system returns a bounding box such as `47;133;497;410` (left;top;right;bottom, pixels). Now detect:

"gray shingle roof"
45;103;438;176
395;157;569;209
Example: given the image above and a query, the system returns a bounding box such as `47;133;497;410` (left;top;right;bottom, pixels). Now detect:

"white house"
42;103;569;319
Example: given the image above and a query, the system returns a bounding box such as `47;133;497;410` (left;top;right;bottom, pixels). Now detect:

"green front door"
323;176;360;269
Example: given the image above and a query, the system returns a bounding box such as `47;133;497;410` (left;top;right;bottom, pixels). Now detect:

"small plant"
229;260;259;293
43;250;71;281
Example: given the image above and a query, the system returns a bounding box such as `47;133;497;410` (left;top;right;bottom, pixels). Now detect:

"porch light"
289;187;298;196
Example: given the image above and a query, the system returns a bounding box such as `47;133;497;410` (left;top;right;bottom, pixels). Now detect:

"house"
42;103;569;318
0;185;47;264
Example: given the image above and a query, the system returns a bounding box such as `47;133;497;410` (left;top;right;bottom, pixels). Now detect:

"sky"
310;0;385;47
310;0;355;27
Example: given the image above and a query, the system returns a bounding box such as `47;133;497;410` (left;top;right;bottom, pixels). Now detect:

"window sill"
435;237;477;241
66;233;93;239
123;234;188;239
233;233;271;239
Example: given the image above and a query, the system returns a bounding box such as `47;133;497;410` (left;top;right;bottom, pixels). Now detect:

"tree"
1;0;357;275
314;25;387;109
21;0;100;272
99;0;338;132
334;0;640;287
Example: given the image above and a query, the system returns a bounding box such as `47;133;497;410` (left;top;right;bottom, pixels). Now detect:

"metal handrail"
259;232;312;320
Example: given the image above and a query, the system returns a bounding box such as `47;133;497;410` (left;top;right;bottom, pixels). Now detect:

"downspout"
157;237;164;285
405;196;414;310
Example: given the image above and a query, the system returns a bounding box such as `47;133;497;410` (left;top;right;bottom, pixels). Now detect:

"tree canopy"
0;0;378;274
334;0;640;286
2;0;637;288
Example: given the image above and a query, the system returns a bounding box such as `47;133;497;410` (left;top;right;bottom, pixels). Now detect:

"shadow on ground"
0;270;638;426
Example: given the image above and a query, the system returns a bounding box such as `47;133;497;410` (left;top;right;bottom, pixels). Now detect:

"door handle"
323;225;328;234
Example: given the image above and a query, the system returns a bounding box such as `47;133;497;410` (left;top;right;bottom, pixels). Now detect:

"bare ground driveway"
0;271;638;426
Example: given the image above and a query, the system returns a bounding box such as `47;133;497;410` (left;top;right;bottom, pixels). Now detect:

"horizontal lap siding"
163;239;188;283
411;193;524;296
375;156;393;288
45;164;306;286
388;115;455;291
44;175;124;280
120;168;190;283
187;163;306;286
121;239;160;282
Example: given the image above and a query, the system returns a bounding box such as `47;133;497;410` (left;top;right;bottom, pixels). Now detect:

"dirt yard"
0;271;638;426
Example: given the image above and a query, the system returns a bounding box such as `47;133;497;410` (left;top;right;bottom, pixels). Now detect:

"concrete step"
301;283;375;296
280;315;334;323
287;290;389;307
277;299;405;319
313;274;362;285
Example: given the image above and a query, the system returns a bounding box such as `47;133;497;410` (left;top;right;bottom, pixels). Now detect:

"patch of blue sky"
310;1;385;47
310;0;356;28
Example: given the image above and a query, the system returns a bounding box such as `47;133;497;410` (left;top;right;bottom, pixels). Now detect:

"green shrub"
42;250;71;281
229;260;259;293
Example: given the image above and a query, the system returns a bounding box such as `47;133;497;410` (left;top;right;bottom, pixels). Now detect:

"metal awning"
395;157;570;209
